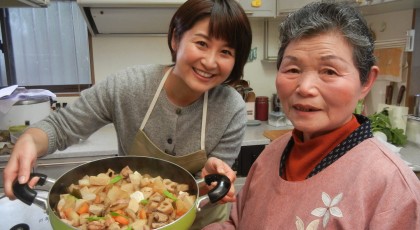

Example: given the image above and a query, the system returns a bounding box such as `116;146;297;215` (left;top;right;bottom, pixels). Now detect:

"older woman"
204;1;420;229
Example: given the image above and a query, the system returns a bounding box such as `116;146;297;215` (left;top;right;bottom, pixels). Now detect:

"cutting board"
263;129;292;141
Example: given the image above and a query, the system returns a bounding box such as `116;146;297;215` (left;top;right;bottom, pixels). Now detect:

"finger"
3;158;19;199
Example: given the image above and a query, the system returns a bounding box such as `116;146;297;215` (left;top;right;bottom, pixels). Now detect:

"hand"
201;157;237;204
3;129;47;199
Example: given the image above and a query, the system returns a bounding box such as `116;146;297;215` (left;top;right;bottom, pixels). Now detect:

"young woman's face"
276;31;376;140
171;17;236;93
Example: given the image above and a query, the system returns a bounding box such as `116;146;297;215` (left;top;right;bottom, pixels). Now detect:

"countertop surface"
1;122;419;168
0;121;292;161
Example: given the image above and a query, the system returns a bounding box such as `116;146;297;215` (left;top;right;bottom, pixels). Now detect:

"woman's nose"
296;73;318;96
201;52;218;69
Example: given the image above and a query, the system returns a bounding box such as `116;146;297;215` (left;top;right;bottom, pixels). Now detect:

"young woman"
204;2;420;229
3;0;252;228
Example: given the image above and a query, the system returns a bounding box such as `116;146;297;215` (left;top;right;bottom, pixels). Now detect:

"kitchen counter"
399;141;420;170
1;122;417;169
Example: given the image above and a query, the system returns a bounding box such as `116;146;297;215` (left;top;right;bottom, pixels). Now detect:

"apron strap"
140;67;172;130
140;66;208;151
201;92;208;150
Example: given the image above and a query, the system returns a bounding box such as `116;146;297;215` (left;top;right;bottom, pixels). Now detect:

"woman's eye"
196;41;207;47
323;69;338;75
286;68;300;74
221;49;234;56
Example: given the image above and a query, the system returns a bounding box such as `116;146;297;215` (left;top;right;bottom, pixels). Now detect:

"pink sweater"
204;133;420;229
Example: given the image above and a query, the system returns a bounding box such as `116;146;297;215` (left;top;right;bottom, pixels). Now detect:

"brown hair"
168;0;252;84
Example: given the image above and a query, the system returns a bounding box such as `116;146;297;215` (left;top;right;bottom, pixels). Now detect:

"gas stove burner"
10;223;30;230
0;191;52;230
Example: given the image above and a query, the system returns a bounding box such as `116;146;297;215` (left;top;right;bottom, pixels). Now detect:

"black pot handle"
12;172;48;206
204;174;231;203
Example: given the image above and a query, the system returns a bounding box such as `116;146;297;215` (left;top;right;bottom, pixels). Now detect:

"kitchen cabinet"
276;0;313;17
238;0;276;18
0;0;49;7
234;145;266;176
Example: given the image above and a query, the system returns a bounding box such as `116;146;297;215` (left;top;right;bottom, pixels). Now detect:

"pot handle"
196;173;231;210
204;174;231;203
12;172;53;210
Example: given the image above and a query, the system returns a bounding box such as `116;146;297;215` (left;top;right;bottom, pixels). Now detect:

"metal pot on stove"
0;191;53;230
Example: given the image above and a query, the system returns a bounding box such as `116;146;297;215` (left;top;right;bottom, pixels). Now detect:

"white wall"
60;10;414;115
90;18;278;101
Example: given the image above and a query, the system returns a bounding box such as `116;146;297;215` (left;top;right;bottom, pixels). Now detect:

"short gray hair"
276;1;375;84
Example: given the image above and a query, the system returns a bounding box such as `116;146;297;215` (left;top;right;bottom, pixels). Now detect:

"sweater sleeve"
205;86;247;167
32;74;117;154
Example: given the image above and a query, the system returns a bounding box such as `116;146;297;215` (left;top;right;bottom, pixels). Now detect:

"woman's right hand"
3;128;48;199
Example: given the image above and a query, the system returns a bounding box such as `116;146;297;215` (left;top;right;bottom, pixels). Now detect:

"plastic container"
255;96;269;121
9;125;28;144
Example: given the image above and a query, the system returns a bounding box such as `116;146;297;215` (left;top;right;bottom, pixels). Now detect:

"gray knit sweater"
34;64;247;167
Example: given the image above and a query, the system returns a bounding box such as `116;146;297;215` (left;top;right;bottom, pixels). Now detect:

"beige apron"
128;67;228;229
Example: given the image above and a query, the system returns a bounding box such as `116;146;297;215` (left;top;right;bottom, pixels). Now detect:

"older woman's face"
276;31;375;140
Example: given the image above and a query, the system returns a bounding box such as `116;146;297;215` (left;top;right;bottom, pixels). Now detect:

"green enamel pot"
13;156;231;230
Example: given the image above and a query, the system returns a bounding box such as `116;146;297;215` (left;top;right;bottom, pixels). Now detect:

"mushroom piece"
109;199;129;211
153;212;169;223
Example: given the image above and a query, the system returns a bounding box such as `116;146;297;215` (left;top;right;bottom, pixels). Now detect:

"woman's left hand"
201;157;237;204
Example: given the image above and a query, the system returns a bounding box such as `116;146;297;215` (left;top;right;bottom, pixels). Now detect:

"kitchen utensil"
0;95;50;130
13;156;231;230
246;91;256;102
272;94;281;112
385;84;393;105
396;85;406;106
414;94;420;117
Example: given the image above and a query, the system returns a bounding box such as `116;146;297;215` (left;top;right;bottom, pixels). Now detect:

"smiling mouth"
194;68;214;79
294;105;320;112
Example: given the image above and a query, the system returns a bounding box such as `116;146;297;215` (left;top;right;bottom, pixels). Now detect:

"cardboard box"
246;102;255;120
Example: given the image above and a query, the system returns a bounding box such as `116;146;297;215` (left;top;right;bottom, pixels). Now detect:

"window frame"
0;7;94;95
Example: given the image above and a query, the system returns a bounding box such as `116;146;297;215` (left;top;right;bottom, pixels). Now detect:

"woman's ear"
360;65;379;99
171;31;178;51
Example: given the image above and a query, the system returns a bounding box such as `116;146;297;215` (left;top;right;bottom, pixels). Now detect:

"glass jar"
255;96;269;121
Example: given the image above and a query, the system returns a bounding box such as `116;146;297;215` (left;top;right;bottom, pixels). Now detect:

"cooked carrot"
114;215;130;225
176;209;187;218
138;209;147;219
77;202;89;214
64;207;74;218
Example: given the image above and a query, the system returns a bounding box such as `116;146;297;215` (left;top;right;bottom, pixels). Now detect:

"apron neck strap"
140;67;208;150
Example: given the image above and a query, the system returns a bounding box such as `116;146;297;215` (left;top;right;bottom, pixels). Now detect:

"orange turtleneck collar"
285;115;360;181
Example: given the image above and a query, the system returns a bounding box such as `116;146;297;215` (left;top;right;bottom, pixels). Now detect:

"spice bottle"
255;96;269;121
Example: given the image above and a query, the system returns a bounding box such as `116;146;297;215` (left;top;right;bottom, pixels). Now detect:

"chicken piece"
109;199;129;211
157;198;174;215
89;204;106;216
140;187;153;199
87;220;106;230
140;177;151;187
149;192;164;203
153;212;169;223
79;213;90;225
125;208;137;221
120;166;133;178
131;219;150;230
107;222;121;230
148;201;159;212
